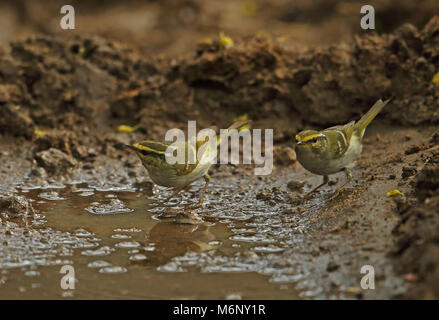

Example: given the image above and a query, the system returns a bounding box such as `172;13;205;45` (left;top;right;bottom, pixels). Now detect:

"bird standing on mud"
127;121;249;206
295;99;391;199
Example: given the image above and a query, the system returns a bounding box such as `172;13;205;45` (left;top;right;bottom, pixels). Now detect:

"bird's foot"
329;188;346;201
174;211;203;225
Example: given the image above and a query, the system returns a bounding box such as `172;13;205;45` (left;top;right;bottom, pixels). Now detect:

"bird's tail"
217;120;251;145
355;99;391;139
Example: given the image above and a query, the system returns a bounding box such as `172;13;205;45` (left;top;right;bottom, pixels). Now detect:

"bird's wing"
323;121;355;159
134;140;170;154
341;120;356;142
134;140;197;175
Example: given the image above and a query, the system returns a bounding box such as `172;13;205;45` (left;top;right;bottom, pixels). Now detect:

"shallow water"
0;178;306;299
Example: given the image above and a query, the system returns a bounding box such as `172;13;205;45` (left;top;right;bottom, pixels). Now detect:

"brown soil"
1;1;439;299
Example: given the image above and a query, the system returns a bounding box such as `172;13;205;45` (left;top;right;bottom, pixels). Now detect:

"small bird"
295;99;391;199
127;121;249;206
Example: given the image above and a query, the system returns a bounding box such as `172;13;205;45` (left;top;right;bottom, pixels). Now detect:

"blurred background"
1;0;439;56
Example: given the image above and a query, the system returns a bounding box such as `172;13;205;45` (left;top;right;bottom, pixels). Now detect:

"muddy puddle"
0;178;310;299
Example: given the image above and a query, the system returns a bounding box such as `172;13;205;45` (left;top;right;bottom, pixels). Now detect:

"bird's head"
125;141;169;170
294;130;328;156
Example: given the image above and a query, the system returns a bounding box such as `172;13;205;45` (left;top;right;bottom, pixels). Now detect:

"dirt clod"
34;148;78;174
0;196;35;219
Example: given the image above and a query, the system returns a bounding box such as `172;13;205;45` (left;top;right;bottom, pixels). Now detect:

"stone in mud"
34;130;90;160
132;181;154;191
430;131;439;146
0;196;35;219
405;145;422;155
391;193;409;215
402;166;417;179
273;146;296;167
326;260;339;272
422;16;439;62
392;150;439;298
287;180;304;192
0;104;34;138
34;148;78;174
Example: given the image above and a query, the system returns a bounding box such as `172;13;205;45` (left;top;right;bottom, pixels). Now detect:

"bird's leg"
150;186;186;208
331;168;353;200
198;174;211;205
188;174;211;209
163;186;186;203
303;175;329;200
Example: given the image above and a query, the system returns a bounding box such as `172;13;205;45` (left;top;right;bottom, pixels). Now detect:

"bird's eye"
140;149;149;156
311;138;318;143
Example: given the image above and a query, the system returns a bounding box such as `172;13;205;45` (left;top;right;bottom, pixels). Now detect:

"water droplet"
115;241;140;249
85;199;133;215
226;293;242;300
157;262;186;272
229;235;275;244
87;260;112;268
99;266;127;274
113;227;141;233
129;254;147;261
74;228;93;237
79;192;94;197
111;234;132;240
81;246;114;256
61;290;75;298
38;191;65;201
251;246;284;253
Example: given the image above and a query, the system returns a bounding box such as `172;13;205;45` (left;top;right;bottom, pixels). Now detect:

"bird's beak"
125;144;137;152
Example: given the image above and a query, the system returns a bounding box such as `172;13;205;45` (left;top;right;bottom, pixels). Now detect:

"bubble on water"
81;246;114;256
79;192;94;197
251;246;284;253
72;242;99;249
24;270;40;277
73;187;93;193
105;194;116;198
99;266;127;274
143;246;156;252
231;228;257;234
129;254;147;261
111;234;132;240
157;262;186;273
115;241;140;249
269;274;303;283
88;183;135;193
87;260;112;268
299;287;323;298
74;228;93;237
38;191;65;201
208;240;222;246
113;227;141;233
172;252;200;267
216;213;253;221
202;265;249;273
61;290;75;298
128;249;139;254
229;235;275;244
2;260;33;269
225;293;242;300
43;183;66;190
85;199;133;215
